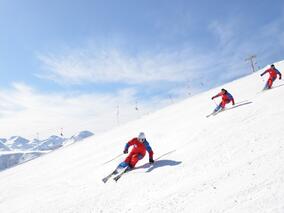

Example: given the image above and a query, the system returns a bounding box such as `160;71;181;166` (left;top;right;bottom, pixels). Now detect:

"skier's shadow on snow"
226;101;253;111
272;83;284;89
134;150;181;173
149;159;181;173
135;159;182;173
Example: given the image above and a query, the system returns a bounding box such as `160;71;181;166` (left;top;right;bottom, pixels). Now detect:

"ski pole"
102;153;123;165
212;99;218;107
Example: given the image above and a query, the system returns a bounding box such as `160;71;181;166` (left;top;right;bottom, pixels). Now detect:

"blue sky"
0;0;284;138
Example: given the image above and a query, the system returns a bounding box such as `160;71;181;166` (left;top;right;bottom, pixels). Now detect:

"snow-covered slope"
0;62;283;213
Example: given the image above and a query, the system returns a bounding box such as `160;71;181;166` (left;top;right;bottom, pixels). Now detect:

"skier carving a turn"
102;132;154;182
207;88;235;117
212;88;235;112
260;64;282;90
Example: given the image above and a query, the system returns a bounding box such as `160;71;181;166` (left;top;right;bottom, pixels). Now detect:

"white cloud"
38;18;284;93
207;15;284;83
37;46;213;85
209;20;236;48
0;83;170;139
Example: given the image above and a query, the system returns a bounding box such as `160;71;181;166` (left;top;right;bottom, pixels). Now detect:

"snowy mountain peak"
71;130;94;142
0;138;7;143
36;135;66;151
6;136;32;150
0;141;10;151
9;136;29;143
47;135;66;142
29;138;40;146
35;131;94;151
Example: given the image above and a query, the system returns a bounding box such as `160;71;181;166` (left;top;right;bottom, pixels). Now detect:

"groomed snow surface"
0;62;283;213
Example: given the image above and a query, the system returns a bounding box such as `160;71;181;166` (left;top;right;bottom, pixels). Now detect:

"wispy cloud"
0;83;170;139
37;47;212;85
207;14;284;81
209;20;237;48
38;13;284;92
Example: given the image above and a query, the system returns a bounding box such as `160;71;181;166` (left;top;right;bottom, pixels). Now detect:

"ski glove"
260;73;264;77
123;149;128;154
211;97;214;100
149;157;154;164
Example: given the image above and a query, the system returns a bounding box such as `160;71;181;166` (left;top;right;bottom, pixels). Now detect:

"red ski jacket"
124;138;153;159
212;91;235;105
261;68;282;79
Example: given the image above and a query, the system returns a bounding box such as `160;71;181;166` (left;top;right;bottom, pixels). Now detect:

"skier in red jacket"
211;88;235;113
119;132;154;169
102;132;154;183
260;64;282;90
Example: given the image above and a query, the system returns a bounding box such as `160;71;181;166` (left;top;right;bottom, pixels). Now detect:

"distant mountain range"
0;130;94;171
0;130;94;151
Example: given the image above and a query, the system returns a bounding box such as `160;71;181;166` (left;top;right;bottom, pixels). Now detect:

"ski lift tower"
245;55;257;73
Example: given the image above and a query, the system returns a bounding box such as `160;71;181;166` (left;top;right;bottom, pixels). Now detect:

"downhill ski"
113;167;130;182
102;170;118;183
102;166;129;183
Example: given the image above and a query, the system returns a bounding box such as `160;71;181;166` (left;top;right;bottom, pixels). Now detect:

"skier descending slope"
102;132;154;183
260;64;282;90
208;88;235;116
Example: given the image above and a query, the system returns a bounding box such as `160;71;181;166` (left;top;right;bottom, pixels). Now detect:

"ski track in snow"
0;62;284;212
